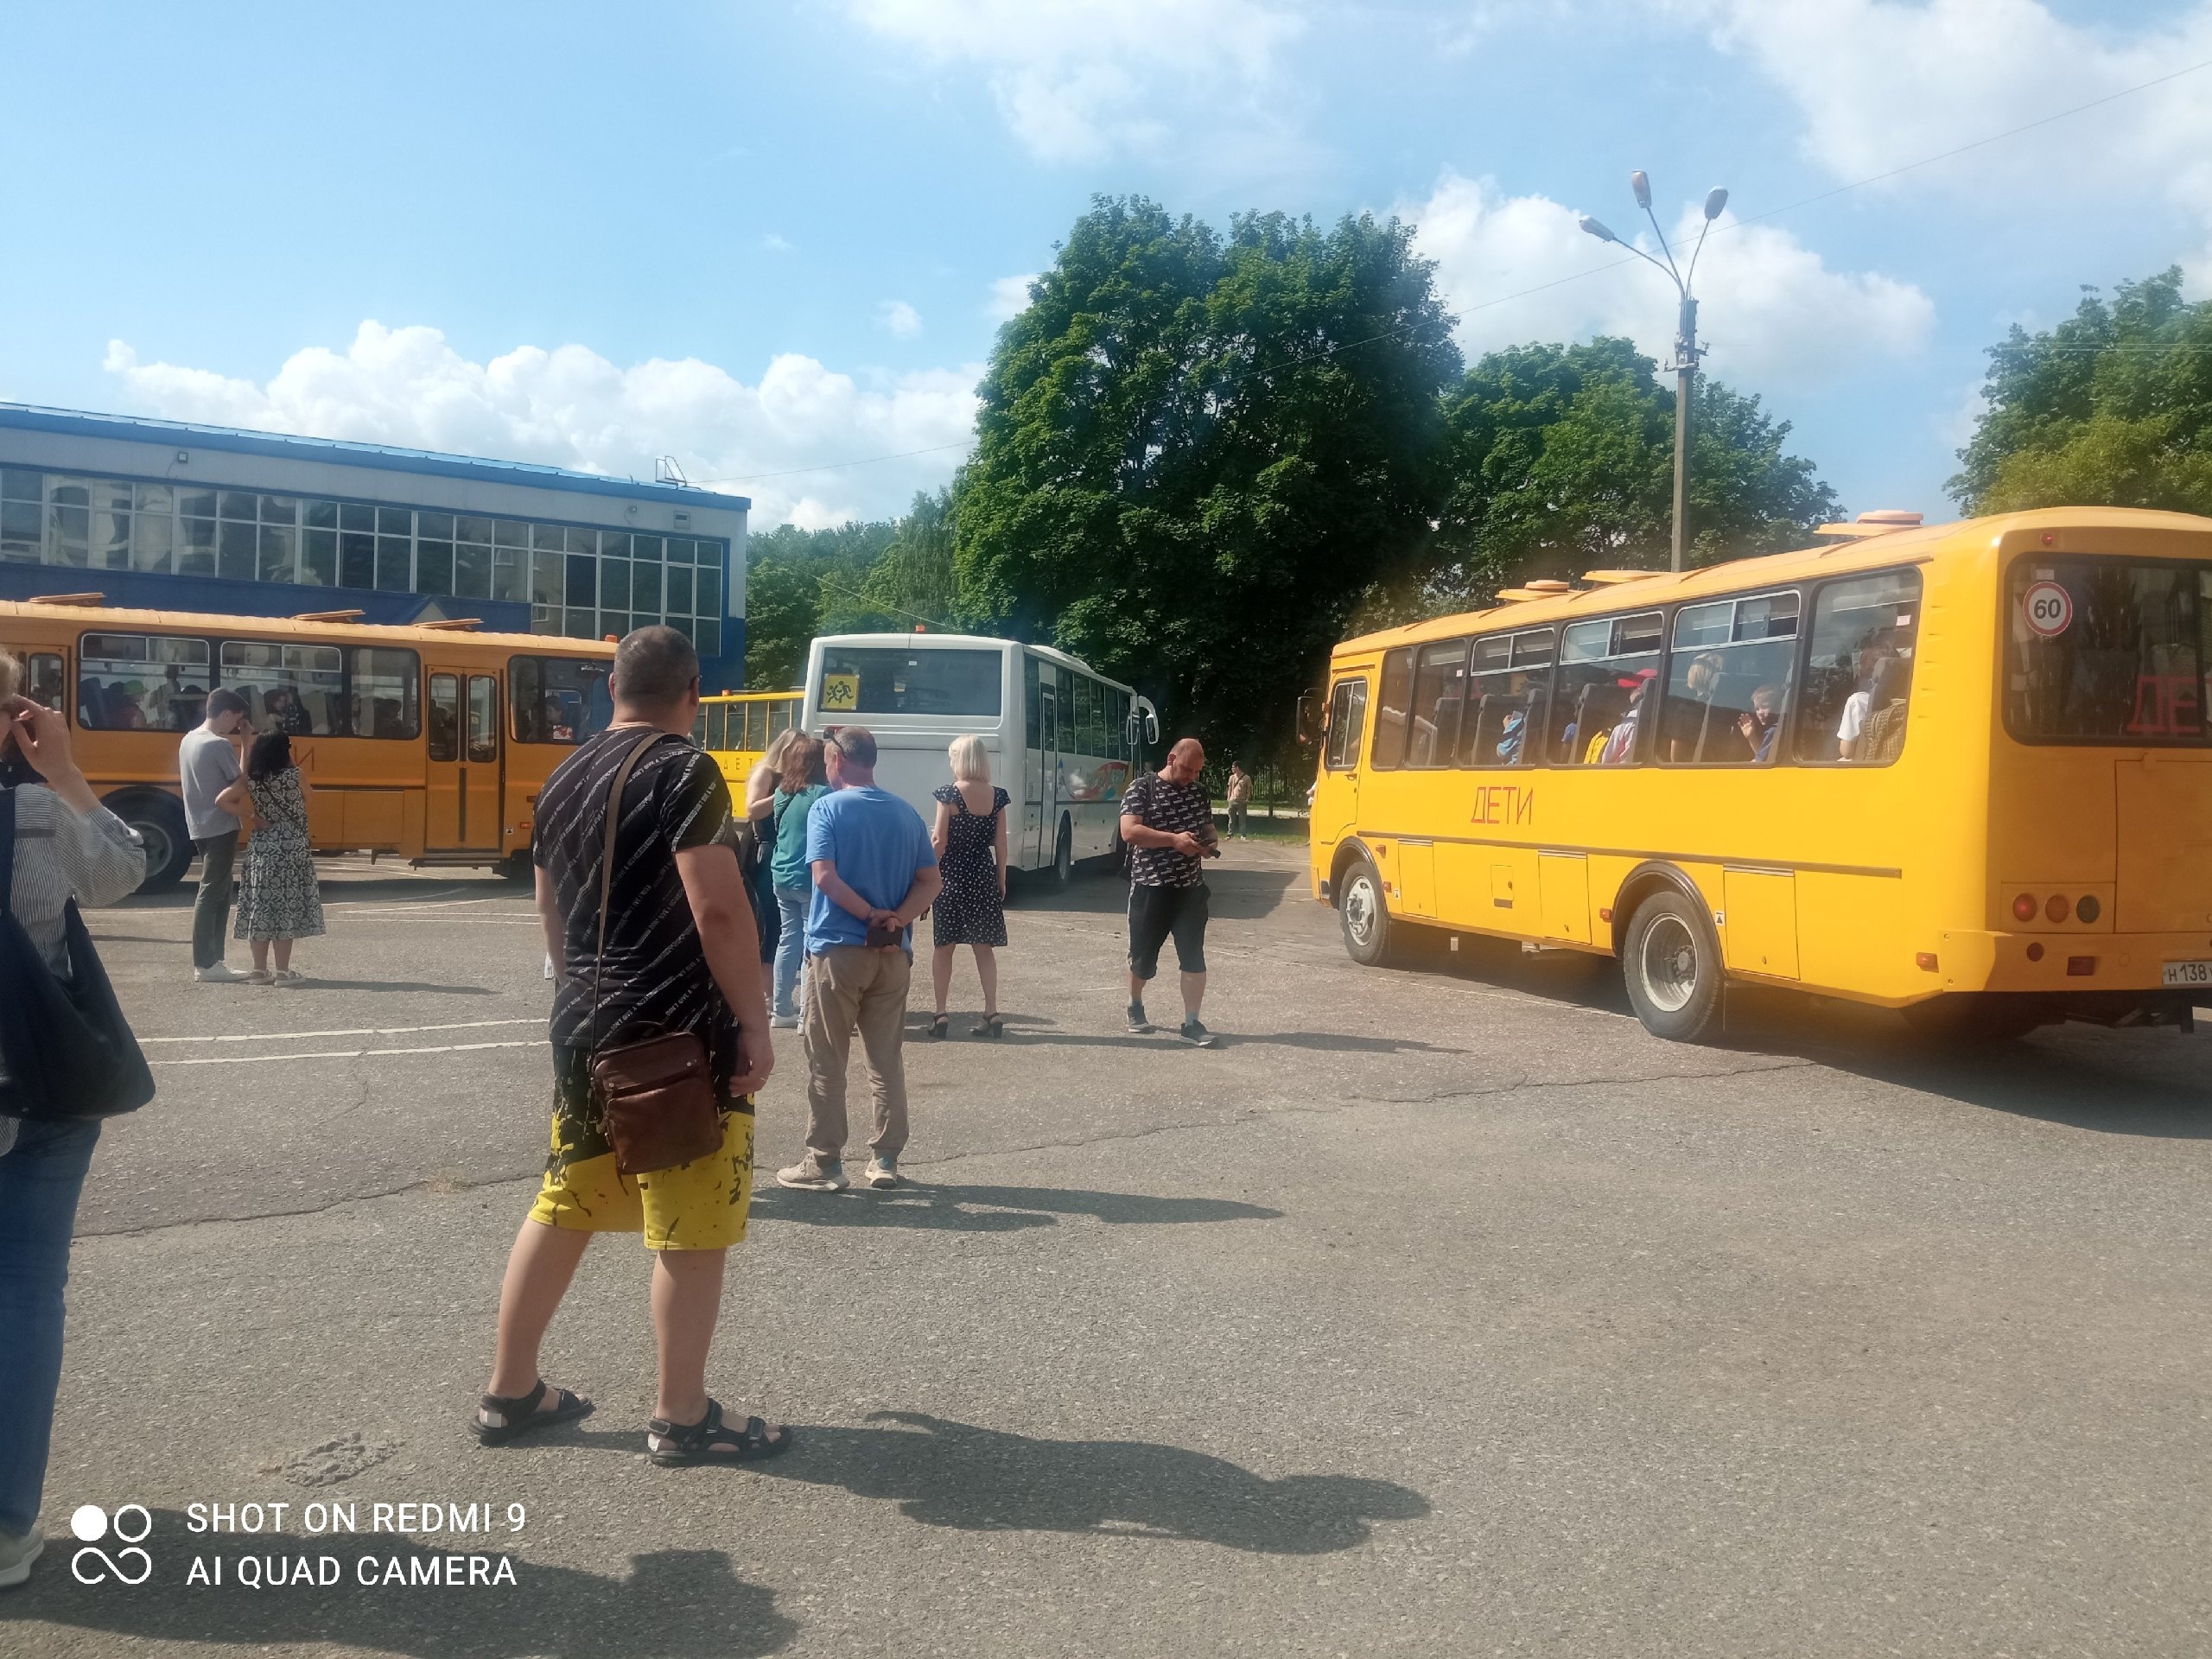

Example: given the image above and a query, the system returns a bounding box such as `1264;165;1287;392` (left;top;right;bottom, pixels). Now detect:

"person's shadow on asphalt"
0;1512;796;1657
751;1411;1429;1554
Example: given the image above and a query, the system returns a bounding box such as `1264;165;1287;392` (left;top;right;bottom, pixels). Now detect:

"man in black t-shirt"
1119;737;1221;1046
474;626;791;1470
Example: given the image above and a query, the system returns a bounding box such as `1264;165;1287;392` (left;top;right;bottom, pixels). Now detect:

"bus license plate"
2161;960;2212;987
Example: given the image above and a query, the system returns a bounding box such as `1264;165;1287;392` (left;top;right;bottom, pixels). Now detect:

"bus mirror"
1295;691;1315;745
1145;709;1160;745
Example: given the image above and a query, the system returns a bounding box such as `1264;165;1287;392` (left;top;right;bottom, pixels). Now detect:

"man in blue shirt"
777;726;941;1194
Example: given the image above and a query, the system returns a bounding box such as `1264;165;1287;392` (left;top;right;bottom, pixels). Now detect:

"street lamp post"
1580;174;1728;573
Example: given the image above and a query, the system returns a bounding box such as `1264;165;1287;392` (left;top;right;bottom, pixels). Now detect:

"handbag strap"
582;729;670;1059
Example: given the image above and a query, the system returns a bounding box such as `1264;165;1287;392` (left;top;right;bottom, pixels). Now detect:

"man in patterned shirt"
1119;737;1221;1046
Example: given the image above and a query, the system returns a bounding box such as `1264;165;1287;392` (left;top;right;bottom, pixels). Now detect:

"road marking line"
142;1018;541;1046
152;1039;545;1067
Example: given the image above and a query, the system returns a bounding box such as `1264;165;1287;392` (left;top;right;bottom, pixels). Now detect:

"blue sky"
3;1;2206;531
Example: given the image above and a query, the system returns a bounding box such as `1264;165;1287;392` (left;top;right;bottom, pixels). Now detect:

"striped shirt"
537;726;737;1075
1121;770;1215;888
0;785;148;1149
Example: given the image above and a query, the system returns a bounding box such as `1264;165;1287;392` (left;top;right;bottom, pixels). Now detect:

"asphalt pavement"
5;837;2209;1657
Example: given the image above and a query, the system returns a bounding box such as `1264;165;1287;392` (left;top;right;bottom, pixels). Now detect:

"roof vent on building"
655;456;691;486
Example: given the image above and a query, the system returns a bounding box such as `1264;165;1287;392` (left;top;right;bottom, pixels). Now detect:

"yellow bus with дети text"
1309;506;2212;1042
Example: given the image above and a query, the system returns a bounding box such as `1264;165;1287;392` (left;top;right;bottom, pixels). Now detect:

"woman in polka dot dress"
927;734;1009;1039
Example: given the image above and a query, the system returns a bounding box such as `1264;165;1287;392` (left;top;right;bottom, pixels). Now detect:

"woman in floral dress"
233;730;323;985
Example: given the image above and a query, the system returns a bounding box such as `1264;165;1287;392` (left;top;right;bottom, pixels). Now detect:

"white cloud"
102;322;980;531
761;232;794;254
878;299;924;337
845;0;1306;162
1681;1;2212;266
986;273;1037;321
1402;170;1935;391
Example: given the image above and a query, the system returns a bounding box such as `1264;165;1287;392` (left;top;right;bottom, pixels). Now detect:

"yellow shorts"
526;1048;755;1251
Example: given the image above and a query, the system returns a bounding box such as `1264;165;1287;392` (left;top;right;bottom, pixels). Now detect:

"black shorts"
1128;881;1209;979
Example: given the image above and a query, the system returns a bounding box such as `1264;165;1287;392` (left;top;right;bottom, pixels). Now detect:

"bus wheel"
1338;856;1396;967
107;791;193;893
1623;889;1724;1042
1052;819;1074;889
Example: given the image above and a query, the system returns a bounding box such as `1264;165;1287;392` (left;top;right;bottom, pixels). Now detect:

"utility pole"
1580;175;1728;573
1670;292;1699;575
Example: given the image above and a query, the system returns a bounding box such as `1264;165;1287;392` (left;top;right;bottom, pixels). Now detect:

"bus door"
427;670;504;851
1033;674;1060;867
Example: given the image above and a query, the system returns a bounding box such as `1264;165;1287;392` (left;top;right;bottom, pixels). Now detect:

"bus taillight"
2012;893;2038;923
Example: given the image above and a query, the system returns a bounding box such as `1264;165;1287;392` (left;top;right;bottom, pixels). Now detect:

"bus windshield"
819;646;1001;717
2006;558;2212;744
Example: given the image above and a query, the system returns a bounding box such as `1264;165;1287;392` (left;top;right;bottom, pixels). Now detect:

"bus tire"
1622;888;1724;1042
105;791;193;893
1338;855;1397;967
1052;817;1074;889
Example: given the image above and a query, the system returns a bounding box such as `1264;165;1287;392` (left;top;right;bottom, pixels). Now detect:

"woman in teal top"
766;733;830;1027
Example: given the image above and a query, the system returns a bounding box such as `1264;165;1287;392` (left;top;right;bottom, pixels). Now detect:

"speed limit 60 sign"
2022;580;2073;639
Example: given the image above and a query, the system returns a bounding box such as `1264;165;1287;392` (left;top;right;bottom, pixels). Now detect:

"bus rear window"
2006;559;2210;744
818;647;1001;717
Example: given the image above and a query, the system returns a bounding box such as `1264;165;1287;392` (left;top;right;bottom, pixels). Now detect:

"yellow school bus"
0;595;616;888
1310;507;2212;1041
695;688;802;788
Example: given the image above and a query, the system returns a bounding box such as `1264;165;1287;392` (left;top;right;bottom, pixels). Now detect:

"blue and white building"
0;404;750;689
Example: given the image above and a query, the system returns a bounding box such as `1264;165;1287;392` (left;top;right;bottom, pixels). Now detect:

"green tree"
955;195;1461;769
858;487;961;628
1950;268;2212;514
1365;338;1836;626
741;518;895;688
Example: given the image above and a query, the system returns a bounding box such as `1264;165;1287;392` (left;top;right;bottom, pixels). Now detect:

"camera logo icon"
70;1504;153;1586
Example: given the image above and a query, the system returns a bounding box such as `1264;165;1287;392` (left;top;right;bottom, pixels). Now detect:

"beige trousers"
801;944;912;1161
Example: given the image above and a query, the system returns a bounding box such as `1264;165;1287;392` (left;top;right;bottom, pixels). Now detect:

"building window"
0;464;731;651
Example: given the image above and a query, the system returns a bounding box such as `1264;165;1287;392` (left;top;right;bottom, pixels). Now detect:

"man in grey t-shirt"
179;689;250;981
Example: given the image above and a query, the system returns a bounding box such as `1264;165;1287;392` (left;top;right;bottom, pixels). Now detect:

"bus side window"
1554;613;1662;764
1795;569;1923;765
1461;628;1552;767
25;653;64;713
1406;639;1468;767
1324;678;1368;768
1371;649;1412;768
1659;590;1798;766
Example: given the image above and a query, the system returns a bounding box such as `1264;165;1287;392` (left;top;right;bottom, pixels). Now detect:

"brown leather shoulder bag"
583;731;726;1175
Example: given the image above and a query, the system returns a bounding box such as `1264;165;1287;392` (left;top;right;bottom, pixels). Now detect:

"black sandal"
928;1014;949;1039
645;1398;793;1468
474;1379;593;1446
971;1014;1004;1039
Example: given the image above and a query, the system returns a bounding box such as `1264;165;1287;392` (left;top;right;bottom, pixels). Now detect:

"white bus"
801;632;1160;884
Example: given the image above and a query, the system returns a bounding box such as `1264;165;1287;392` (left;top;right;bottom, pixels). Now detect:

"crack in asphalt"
75;1055;1816;1243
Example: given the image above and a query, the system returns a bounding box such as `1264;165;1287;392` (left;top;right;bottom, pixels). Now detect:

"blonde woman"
927;734;1009;1039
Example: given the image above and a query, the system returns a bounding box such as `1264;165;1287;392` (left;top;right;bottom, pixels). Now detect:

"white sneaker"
0;1522;44;1588
769;1014;799;1030
194;963;245;982
865;1157;900;1190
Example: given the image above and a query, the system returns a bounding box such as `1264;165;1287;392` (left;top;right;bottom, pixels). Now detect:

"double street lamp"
1580;174;1728;573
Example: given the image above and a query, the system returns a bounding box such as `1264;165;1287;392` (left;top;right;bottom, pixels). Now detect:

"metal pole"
1670;294;1697;573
